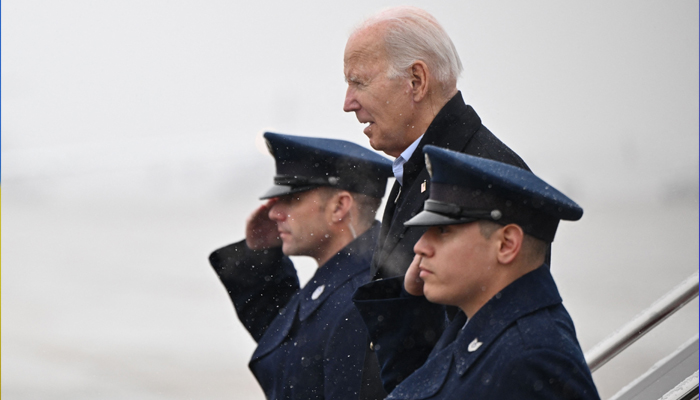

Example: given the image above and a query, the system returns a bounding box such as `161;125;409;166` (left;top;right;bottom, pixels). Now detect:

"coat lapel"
452;267;562;377
253;223;378;360
384;267;563;399
250;296;300;361
387;350;454;400
372;92;481;279
377;181;401;252
374;170;430;275
298;260;366;322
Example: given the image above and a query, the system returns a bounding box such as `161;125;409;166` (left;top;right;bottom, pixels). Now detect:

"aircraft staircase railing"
584;272;699;400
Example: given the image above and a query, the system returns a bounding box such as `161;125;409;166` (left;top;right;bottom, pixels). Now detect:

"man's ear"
409;61;430;102
330;191;354;223
496;224;524;265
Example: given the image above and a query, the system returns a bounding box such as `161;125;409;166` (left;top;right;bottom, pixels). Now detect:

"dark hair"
317;187;381;227
478;220;548;264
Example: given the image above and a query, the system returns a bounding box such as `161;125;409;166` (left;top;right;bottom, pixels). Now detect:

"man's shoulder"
480;306;589;377
448;307;596;399
490;304;581;357
462;123;530;171
425;94;529;171
515;304;580;348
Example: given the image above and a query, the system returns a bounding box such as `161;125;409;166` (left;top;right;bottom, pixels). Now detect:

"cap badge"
311;285;325;300
490;210;502;220
468;338;483;352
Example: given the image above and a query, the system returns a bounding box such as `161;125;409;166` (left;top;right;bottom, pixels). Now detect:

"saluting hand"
245;199;282;250
403;254;425;296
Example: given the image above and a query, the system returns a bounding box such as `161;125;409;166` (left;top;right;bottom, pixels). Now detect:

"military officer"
353;146;600;399
209;132;391;399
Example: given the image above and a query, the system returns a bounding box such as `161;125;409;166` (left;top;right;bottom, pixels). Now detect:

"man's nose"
413;235;433;258
343;87;359;112
268;204;286;221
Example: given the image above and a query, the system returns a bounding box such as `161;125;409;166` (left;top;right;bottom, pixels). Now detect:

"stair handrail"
585;271;699;372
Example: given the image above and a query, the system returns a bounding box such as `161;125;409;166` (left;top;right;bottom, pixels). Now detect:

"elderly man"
208;132;391;399
354;146;600;399
344;8;530;397
343;6;529;280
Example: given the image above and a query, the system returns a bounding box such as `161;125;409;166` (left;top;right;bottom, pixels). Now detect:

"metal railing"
585;271;699;373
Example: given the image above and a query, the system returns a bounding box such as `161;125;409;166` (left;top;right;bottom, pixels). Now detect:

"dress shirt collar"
392;134;424;186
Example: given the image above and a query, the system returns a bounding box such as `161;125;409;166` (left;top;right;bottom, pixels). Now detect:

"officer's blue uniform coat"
209;223;380;400
354;266;600;399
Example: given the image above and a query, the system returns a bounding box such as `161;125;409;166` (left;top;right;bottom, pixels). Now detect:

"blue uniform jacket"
353;266;600;399
209;222;380;400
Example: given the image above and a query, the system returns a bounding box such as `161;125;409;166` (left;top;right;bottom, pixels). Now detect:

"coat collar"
402;91;481;186
298;222;378;321
387;350;453;400
375;92;481;278
389;266;561;399
251;297;301;361
452;266;562;376
251;223;378;361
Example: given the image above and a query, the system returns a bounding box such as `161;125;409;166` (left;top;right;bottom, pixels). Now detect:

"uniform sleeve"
353;277;446;393
490;348;601;400
209;240;299;342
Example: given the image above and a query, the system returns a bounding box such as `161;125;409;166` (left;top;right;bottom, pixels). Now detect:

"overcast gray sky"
2;2;698;399
2;0;698;204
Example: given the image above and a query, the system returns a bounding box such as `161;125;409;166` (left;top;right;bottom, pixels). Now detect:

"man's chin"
281;243;294;256
367;135;388;154
422;287;445;305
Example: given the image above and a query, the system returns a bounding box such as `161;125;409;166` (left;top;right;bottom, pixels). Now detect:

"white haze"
2;1;698;399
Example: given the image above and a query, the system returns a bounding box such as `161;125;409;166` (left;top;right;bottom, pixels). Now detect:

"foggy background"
2;1;698;399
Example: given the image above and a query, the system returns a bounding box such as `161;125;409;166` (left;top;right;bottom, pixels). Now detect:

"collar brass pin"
468;338;483;352
311;285;325;300
421;180;427;193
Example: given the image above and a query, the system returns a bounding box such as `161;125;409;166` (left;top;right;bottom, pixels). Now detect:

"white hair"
353;6;463;95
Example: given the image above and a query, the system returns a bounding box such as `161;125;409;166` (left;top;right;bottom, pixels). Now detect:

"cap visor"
259;184;317;200
404;210;478;227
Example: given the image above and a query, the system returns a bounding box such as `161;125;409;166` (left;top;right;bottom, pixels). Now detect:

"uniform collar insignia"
467;338;483;352
311;285;325;300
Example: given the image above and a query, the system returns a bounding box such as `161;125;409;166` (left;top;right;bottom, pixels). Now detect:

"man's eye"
277;196;294;204
438;226;449;234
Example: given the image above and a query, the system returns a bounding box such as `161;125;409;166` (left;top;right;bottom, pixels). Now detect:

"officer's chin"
280;241;293;256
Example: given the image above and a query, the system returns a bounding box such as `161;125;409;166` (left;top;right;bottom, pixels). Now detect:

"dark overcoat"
359;92;531;397
209;223;381;400
371;91;529;281
354;266;600;399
